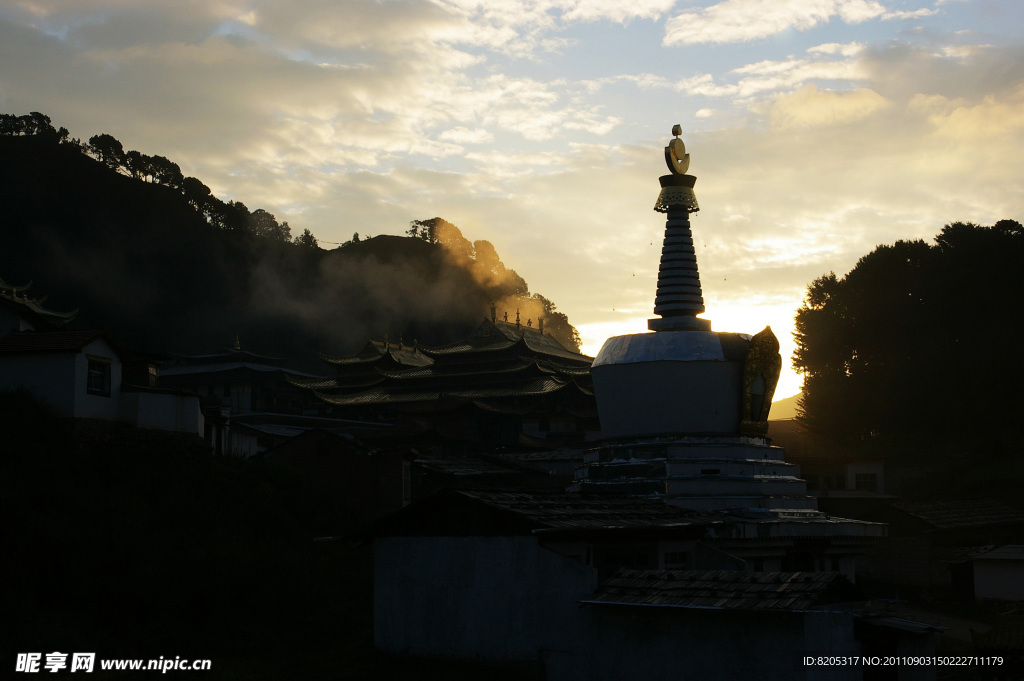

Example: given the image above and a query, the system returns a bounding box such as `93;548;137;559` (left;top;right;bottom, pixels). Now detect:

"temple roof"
0;277;79;328
167;347;289;367
320;340;433;368
422;319;591;364
306;319;595;412
315;375;586;407
160;362;323;379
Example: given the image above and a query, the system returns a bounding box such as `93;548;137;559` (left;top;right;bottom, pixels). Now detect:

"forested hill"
0;128;579;364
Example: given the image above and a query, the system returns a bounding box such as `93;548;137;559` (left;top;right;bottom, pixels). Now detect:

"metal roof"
456;490;715;530
583;568;850;612
891;499;1024;530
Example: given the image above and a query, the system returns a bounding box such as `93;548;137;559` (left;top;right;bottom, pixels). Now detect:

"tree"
124;150;150;180
223;200;250;233
150;155;183;188
294;228;319;248
530;293;581;352
248;209;290;242
0;113;19;136
181;176;212;212
88;133;125;169
0;112;62;140
793;220;1024;454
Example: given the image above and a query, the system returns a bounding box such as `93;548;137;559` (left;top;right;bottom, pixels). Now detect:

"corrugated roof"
457;490;713;530
583;568;849;612
415;457;524;477
892;499;1024;529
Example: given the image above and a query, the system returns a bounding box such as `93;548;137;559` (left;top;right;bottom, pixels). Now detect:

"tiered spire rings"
648;125;709;332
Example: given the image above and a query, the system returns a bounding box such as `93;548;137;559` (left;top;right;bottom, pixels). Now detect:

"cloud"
439;126;494;144
768;84;889;128
882;7;938;20
2;1;1023;398
559;0;679;23
664;0;885;46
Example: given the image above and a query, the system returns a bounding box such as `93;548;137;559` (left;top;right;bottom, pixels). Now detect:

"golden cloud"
769;84;889;129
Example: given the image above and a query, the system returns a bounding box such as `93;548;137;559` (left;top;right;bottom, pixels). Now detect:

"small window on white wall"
87;357;111;396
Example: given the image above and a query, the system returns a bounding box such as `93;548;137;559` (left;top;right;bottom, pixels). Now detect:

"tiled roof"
375;358;540;380
414;457;525;477
0;329;110;354
583;568;850;612
286;374;385;391
320;341;433;367
160;362;323;379
316;376;571;406
892;499;1024;529
422;320;591;364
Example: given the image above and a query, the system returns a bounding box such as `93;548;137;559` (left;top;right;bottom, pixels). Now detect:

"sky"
2;0;1022;399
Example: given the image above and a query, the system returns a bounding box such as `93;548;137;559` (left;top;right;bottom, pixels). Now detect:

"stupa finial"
649;124;708;331
654;125;698;214
664;124;690;175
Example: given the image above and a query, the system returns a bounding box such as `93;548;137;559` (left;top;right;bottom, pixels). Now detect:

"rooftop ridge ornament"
649;124;709;331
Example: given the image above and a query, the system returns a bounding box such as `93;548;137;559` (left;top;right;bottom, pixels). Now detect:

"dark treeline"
1;111;304;245
0;113;580;362
793;219;1024;489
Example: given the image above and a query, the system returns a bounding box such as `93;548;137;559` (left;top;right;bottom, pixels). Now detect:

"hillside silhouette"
0;125;579;363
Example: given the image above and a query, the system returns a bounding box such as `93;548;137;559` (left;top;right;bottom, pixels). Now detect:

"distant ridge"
0;126;579;363
769;393;800;420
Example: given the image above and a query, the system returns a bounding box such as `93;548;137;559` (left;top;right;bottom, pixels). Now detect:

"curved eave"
420;338;518;357
375;358;544;381
0;276;33;293
318;351;383;366
314;376;570;407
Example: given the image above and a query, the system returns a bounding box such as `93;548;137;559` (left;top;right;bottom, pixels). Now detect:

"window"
855;473;878;492
663;551;690;568
86;358;111;396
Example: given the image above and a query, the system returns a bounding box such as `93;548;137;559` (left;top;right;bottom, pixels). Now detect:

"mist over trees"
793;219;1024;461
0;112;581;361
408;217;581;350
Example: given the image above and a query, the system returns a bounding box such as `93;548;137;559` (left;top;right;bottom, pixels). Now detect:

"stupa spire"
649;125;709;332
